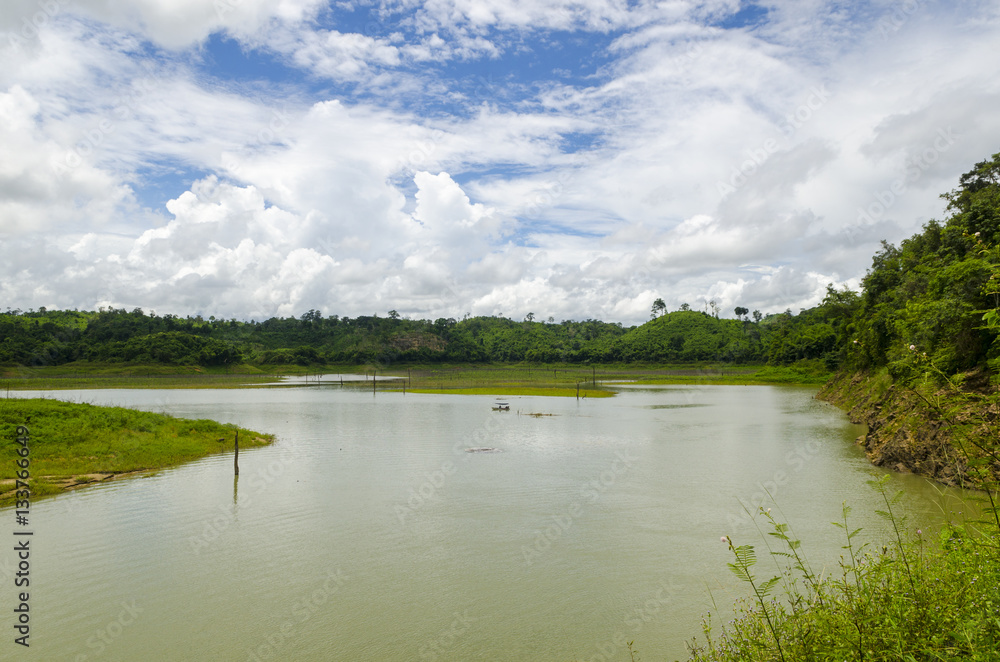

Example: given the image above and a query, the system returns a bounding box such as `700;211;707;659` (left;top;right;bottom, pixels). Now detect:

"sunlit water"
1;384;979;661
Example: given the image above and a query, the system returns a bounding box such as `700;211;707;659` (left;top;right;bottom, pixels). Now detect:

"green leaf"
733;545;757;568
727;564;752;582
759;576;780;597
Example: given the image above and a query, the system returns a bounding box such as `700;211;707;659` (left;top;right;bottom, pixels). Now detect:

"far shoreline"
1;359;833;393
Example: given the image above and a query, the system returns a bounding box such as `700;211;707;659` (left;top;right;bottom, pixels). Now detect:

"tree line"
0;302;850;369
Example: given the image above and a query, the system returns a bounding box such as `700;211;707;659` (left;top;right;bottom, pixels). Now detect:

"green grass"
1;397;274;504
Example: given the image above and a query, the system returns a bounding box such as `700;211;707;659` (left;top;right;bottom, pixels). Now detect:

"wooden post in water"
576;382;580;400
592;366;596;386
373;369;377;395
234;430;239;476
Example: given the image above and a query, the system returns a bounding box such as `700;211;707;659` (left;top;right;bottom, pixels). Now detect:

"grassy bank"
398;360;829;388
1;398;274;504
1;362;288;390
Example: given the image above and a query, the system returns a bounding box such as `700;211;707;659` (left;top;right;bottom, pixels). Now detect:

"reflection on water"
2;385;979;661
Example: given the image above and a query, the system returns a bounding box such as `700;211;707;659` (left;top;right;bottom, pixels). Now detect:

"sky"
1;0;999;325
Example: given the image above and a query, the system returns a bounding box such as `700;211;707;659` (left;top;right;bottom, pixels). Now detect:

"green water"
0;384;978;661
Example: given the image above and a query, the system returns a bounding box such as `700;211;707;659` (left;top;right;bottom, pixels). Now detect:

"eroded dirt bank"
817;371;1000;488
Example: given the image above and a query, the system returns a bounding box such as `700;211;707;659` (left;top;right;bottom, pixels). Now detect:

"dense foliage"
0;303;862;369
847;153;1000;378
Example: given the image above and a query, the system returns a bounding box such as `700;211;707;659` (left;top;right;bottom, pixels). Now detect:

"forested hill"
0;300;851;369
2;152;998;375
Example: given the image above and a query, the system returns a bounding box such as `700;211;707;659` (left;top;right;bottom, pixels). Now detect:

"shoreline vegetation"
1;359;833;392
0;397;274;505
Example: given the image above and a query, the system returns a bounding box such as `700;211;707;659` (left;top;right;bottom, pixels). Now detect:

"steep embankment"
817;370;1000;487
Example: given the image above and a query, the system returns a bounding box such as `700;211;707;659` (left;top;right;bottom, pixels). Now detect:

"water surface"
1;385;976;661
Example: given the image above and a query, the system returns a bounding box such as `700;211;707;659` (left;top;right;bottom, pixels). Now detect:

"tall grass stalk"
868;474;918;597
721;535;786;662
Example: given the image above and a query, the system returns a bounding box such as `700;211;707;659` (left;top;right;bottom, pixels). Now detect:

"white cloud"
0;0;327;49
0;84;134;235
271;28;402;81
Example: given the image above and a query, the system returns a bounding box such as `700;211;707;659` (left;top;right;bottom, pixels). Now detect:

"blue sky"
2;0;999;323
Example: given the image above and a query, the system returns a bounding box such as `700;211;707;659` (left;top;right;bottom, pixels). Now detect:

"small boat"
492;401;510;411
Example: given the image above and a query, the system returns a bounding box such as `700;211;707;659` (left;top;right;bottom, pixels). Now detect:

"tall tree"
651;298;667;318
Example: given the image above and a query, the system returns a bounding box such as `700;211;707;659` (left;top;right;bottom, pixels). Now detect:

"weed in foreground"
684;482;1000;662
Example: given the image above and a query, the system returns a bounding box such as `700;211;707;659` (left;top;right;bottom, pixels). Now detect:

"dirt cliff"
817;371;1000;488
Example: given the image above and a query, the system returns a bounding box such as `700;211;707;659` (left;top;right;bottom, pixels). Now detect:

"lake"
1;383;977;661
